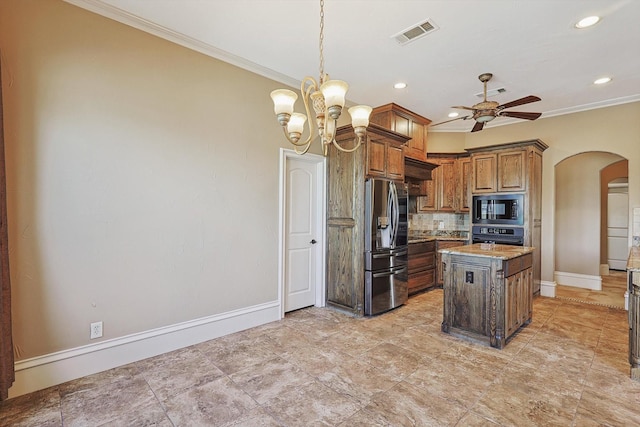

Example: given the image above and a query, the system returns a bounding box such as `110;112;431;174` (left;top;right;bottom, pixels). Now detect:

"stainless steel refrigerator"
364;178;409;315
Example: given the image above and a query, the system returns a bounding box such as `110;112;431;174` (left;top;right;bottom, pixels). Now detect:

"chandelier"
270;0;372;156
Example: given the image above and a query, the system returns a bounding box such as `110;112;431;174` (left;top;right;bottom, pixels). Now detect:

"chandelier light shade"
270;0;371;155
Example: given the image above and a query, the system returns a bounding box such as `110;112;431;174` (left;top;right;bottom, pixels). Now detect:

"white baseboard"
9;300;281;399
540;280;556;298
554;271;602;291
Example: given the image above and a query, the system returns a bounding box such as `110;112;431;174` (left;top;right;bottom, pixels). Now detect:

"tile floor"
555;270;628;309
2;288;639;426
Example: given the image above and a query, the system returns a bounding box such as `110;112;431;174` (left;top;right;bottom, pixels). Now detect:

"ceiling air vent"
392;19;439;45
475;87;506;98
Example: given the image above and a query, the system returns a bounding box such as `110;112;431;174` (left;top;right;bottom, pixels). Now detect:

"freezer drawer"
365;266;408;316
364;247;408;271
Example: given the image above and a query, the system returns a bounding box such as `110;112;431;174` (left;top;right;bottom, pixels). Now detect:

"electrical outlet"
90;321;103;339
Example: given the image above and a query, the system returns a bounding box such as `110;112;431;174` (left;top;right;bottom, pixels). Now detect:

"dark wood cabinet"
470;153;497;193
458;157;471;212
438;159;456;211
497;150;527;192
417;153;470;213
370;103;431;162
326;124;410;316
366;133;405;180
408;240;436;295
470;145;532;194
416;178;437;211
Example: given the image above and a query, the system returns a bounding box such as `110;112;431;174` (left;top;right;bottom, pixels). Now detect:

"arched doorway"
554;152;628;307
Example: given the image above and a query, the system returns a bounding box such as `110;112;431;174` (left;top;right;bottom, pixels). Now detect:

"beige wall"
555;152;624;276
430;102;640;282
0;0;307;360
426;131;465;153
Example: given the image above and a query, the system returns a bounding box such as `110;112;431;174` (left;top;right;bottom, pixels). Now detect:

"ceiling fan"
432;73;542;132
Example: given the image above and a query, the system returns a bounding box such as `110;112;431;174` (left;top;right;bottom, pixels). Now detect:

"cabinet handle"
310;239;317;244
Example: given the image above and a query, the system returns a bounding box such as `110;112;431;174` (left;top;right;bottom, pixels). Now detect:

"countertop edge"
439;244;535;260
408;237;469;244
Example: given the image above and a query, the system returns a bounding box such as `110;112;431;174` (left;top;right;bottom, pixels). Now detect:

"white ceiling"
66;0;640;132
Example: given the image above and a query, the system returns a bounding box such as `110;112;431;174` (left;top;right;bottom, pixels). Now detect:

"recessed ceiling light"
594;77;611;85
575;16;600;29
394;82;407;89
448;112;459;118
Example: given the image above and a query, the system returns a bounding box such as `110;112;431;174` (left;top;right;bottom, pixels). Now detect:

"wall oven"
472;226;525;246
472;194;524;226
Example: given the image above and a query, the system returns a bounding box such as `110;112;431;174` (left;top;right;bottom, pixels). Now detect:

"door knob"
310;239;317;244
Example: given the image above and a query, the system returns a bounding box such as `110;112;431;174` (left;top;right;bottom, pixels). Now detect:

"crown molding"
63;0;300;88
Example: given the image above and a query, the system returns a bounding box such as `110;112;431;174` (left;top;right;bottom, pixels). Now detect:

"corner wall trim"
540;280;556;298
9;301;280;399
554;271;602;291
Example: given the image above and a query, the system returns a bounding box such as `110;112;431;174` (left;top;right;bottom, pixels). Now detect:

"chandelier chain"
319;0;325;84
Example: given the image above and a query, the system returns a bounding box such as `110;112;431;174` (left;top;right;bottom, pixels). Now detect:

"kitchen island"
440;243;535;349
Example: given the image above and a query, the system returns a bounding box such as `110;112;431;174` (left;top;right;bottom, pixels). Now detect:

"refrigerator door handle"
389;181;399;247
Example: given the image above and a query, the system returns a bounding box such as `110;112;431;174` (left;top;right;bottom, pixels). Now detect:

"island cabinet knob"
310;239;317;244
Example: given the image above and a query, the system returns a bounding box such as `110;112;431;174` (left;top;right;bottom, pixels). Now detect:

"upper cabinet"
334;123;410;182
364;126;408;181
417;153;471;213
468;140;547;194
370;103;431;162
458;157;471;211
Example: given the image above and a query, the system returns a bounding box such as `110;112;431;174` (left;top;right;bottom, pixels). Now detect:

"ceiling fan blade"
430;115;471;127
451;105;475;111
497;95;541;110
471;121;485;132
499;111;542;120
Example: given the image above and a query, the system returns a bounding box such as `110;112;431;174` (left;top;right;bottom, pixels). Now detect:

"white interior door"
607;191;628;270
284;155;323;312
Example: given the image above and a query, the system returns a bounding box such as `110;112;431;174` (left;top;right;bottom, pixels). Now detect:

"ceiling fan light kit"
270;0;371;155
431;72;542;132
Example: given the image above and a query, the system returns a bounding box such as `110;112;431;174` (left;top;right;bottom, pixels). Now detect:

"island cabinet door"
505;272;522;338
448;262;492;336
505;266;534;338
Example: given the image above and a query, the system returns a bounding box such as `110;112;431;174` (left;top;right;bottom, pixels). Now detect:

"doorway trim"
278;148;326;318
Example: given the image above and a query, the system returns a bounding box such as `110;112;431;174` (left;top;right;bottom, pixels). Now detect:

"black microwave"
472;194;524;225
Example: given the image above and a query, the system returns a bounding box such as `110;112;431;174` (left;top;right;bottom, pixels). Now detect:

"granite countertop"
408;231;469;244
628;246;640;271
408;237;437;244
438;243;534;260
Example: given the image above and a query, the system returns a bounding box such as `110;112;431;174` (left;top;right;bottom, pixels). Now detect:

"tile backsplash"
409;212;470;232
